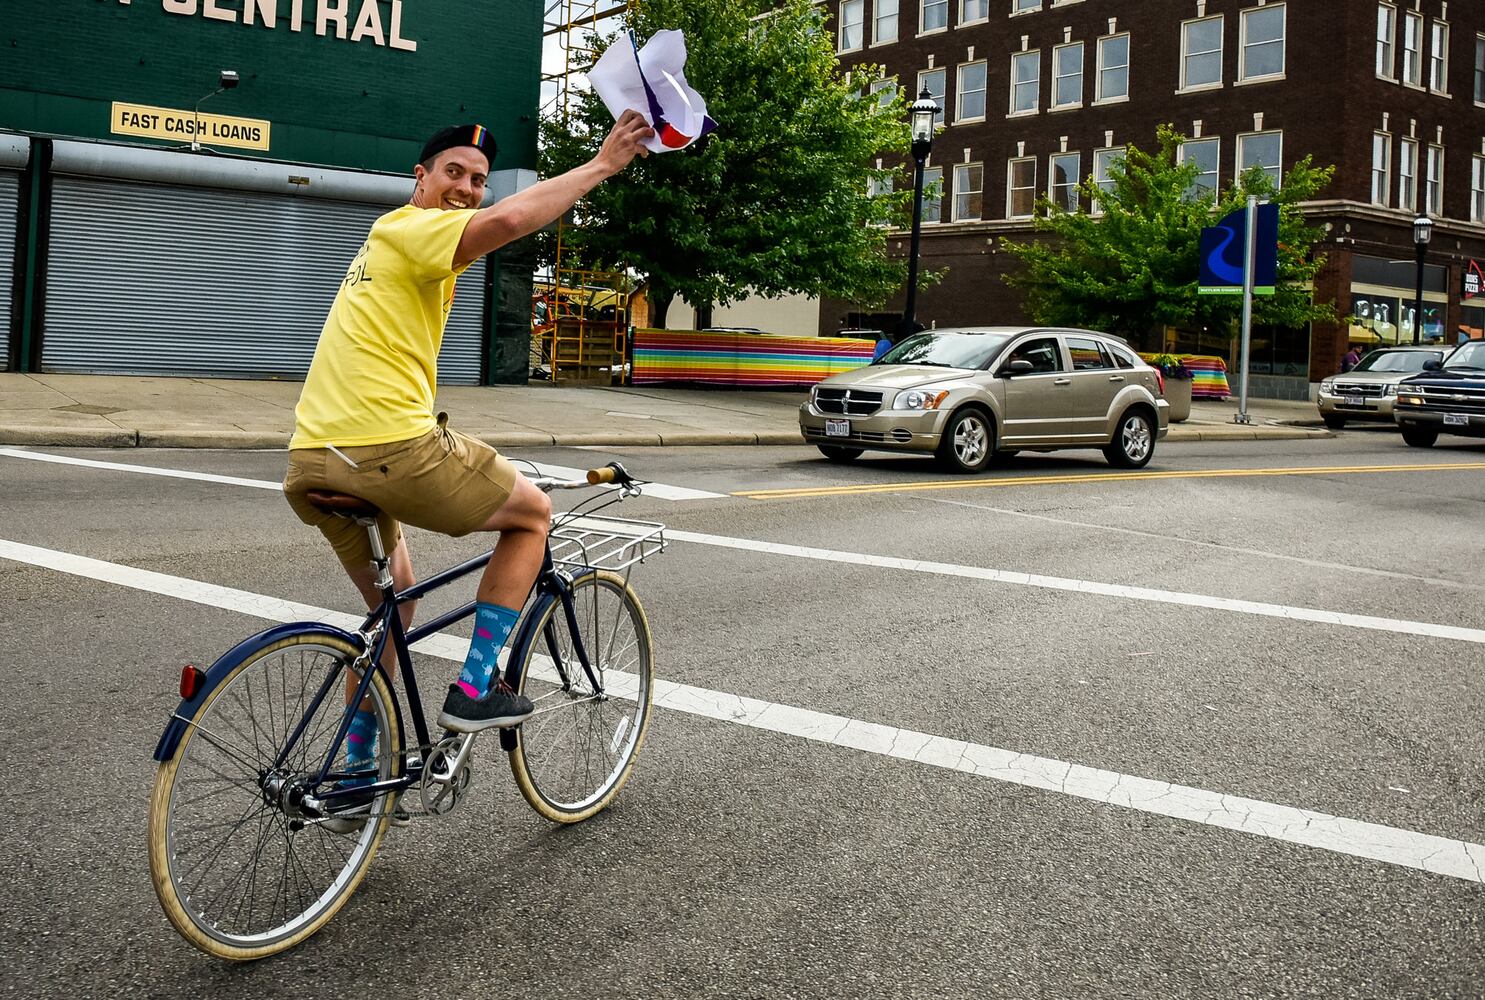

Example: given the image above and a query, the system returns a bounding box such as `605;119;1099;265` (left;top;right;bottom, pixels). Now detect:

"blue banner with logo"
1198;203;1278;295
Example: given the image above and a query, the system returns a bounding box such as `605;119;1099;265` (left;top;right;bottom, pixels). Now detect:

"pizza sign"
1464;260;1485;300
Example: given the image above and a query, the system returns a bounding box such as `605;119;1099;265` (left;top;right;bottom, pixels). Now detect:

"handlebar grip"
586;467;618;485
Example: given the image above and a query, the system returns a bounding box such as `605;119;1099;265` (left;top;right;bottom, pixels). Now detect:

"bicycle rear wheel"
509;570;654;823
147;630;399;960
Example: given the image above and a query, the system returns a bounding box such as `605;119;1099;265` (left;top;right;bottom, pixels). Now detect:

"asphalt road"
1;430;1482;999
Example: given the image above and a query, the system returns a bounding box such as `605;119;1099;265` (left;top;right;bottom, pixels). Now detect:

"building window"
961;0;988;24
1096;33;1130;102
870;78;897;109
1239;3;1285;81
1398;137;1418;211
921;0;948;33
868;171;893;198
874;0;899;44
1181;137;1220;196
1371;132;1392;205
1092;146;1124;213
1049;151;1080;211
1007;157;1037;217
1237;130;1281;186
954;162;983;220
1011;50;1041;113
918;68;947;125
1476;33;1485;102
1426;144;1444;215
1181;15;1224;90
1377;4;1396;78
1402;10;1423;85
1471;155;1485;222
923;165;944;223
839;0;864;51
1013;0;1040;12
1052;41;1083;107
957;61;987;120
1430;20;1449;92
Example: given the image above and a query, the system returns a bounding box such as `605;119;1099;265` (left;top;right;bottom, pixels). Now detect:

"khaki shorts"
283;414;519;570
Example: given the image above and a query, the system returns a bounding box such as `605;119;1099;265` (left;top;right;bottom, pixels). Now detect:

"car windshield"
879;332;1012;369
1444;341;1485;371
1353;350;1439;373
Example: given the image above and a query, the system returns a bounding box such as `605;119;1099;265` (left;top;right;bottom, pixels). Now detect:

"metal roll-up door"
42;175;485;384
0;168;18;368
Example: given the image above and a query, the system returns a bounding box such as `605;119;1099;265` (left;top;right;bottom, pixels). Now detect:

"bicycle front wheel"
509;570;655;823
147;630;399;960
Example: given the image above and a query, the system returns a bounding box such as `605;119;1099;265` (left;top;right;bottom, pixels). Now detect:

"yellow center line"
733;462;1485;500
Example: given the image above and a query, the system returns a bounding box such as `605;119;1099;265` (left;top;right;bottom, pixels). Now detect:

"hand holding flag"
588;29;717;153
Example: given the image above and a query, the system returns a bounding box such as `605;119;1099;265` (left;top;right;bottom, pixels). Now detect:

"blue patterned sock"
456;602;520;699
345;708;377;786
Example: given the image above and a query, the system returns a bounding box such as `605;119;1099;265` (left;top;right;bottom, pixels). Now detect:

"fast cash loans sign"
111;101;271;150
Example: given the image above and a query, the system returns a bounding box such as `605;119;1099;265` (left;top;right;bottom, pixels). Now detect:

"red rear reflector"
180;665;206;700
1155;370;1166;396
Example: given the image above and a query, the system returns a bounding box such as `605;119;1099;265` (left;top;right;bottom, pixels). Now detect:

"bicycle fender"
152;621;364;763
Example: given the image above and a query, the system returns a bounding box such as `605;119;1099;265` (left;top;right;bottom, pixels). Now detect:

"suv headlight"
893;389;950;410
1319;379;1335;394
1397;386;1426;404
1380;383;1395;396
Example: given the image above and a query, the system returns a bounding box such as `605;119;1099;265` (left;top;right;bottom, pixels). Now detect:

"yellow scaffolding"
537;0;634;383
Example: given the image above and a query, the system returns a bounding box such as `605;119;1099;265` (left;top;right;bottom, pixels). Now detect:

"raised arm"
453;110;654;270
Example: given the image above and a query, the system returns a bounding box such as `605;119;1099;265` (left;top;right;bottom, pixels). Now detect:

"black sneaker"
437;680;534;733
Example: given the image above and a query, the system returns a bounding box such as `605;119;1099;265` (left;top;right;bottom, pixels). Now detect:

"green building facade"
1;0;542;383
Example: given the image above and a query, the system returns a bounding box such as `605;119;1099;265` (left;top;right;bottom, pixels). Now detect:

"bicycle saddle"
305;490;381;518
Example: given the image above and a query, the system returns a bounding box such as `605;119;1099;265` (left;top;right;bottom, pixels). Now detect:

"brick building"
820;0;1485;398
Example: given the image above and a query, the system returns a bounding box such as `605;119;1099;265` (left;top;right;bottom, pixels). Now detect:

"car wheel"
936;408;995;474
1103;408;1156;469
1401;426;1438;448
1322;415;1347;430
817;445;863;463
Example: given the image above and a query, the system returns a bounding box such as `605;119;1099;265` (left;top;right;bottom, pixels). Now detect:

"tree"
1001;125;1336;341
541;0;912;328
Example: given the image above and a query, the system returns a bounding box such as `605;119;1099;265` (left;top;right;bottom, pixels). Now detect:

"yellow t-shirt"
289;204;478;449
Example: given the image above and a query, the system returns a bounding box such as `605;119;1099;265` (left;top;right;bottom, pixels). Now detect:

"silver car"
799;326;1170;473
1316;346;1448;429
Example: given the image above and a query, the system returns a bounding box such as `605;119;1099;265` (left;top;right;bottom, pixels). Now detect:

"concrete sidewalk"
0;372;1330;449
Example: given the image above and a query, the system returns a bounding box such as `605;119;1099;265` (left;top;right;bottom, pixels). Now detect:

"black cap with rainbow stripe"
418;123;494;166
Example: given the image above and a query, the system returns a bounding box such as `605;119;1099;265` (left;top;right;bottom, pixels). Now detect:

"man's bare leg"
472;475;552;608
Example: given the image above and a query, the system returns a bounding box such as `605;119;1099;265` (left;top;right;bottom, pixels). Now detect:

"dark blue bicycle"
147;462;663;960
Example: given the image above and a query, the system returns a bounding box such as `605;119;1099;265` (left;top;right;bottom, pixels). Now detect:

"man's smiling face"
413;146;489;211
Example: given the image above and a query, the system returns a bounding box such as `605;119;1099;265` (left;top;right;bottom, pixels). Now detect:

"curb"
1166;424;1334;442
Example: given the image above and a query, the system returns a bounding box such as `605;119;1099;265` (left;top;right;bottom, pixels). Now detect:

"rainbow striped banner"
632;329;875;387
1140;353;1232;399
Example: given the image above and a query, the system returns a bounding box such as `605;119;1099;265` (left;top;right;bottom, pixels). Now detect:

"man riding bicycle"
283;112;653;753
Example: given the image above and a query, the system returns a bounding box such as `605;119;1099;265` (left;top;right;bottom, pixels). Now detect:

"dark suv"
1393;340;1485;447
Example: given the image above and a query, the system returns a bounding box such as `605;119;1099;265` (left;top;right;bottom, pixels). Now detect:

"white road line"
665;529;1485;646
0;448;725;502
6;446;1483;643
0;535;1480;884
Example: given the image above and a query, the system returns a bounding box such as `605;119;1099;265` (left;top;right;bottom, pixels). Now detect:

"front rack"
549;514;667;574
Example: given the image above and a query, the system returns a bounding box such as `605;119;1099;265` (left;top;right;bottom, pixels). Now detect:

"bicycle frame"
296;537;601;809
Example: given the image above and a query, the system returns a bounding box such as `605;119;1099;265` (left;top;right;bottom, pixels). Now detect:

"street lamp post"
1412;214;1433;345
898;88;939;343
192;69;240;153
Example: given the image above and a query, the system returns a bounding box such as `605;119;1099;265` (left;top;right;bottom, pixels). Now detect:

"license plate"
824;418;850;438
1343;396;1363;407
1444;413;1470;426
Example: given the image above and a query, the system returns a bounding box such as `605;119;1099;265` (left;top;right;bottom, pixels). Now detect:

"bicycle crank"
419;735;474;815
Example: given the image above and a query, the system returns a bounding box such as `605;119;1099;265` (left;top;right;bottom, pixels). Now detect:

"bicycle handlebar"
529;461;636;493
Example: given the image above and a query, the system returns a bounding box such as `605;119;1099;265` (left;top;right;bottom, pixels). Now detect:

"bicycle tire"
508;570;655;823
147;629;399;960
